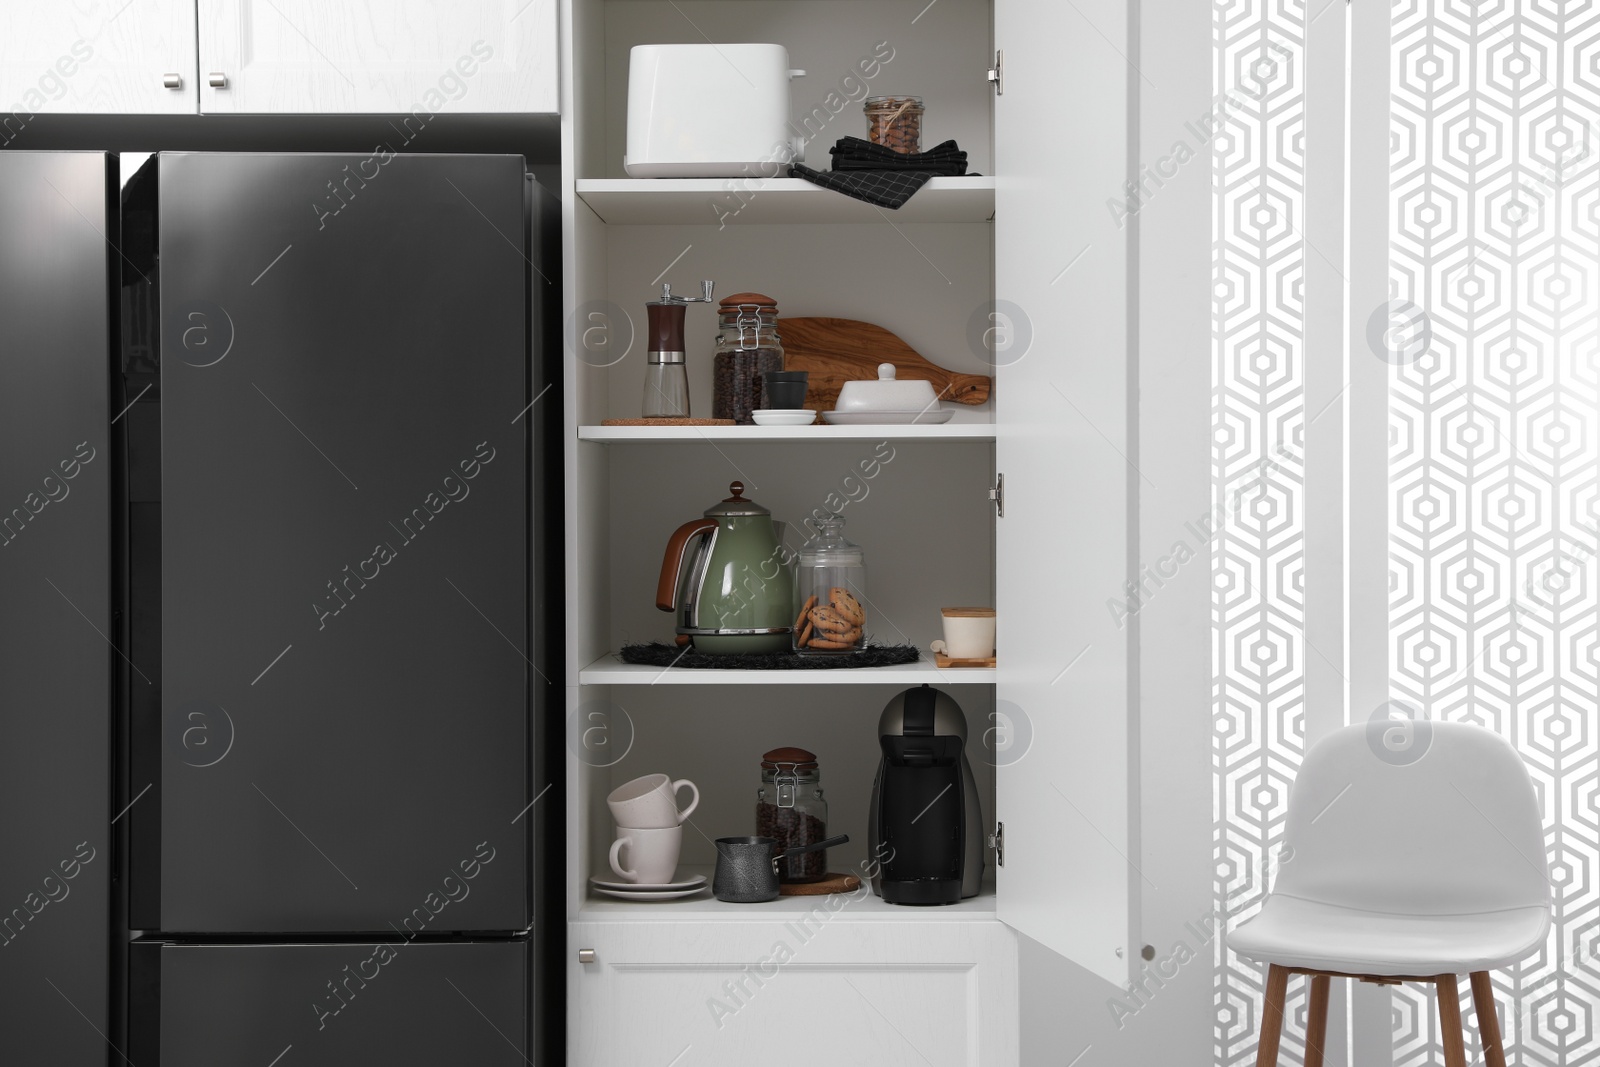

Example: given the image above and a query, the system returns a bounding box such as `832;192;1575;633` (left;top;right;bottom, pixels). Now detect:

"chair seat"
1230;894;1551;976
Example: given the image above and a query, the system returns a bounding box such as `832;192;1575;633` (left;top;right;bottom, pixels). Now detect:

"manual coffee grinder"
642;280;715;418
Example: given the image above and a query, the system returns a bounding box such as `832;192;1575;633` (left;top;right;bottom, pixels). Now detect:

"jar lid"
719;292;778;310
703;480;770;518
762;746;818;770
865;96;923;109
800;515;863;566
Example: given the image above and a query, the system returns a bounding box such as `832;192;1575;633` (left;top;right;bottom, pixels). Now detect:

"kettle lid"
704;481;770;518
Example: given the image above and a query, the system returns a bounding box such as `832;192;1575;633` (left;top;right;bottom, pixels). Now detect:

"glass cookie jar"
793;516;867;655
756;747;828;883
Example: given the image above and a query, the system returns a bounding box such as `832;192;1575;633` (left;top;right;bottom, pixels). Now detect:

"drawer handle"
162;73;183;89
208;72;228;89
578;949;597;964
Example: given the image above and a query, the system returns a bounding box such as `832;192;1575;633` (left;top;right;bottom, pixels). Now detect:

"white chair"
1230;720;1550;1067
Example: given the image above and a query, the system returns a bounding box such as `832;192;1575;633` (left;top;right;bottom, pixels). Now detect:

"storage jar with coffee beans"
756;747;828;883
714;293;784;425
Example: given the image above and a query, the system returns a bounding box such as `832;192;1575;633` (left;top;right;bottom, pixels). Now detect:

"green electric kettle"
656;482;794;654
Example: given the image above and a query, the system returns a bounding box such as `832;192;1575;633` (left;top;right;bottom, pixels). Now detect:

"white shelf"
580;866;998;922
575;177;996;226
579;655;996;686
578;423;995;443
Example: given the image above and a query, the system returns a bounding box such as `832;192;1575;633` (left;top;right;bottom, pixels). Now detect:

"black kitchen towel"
829;137;968;173
790;137;969;209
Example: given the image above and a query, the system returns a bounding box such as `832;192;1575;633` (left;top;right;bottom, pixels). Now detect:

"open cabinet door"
993;0;1135;987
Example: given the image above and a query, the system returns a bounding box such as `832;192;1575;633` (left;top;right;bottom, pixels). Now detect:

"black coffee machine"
868;685;984;904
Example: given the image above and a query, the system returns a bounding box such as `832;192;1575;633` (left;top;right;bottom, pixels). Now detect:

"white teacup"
935;607;996;659
609;826;682;885
607;773;699;829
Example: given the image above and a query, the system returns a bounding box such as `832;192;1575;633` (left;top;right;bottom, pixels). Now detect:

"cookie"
810;605;854;634
829;587;865;626
798;620;814;647
794;594;817;634
808;636;858;650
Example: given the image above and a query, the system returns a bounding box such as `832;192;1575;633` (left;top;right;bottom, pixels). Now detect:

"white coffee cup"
609;826;682;884
607;773;700;829
935;607;996;659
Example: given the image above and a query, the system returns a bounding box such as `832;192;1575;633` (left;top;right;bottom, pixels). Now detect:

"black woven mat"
619;642;919;670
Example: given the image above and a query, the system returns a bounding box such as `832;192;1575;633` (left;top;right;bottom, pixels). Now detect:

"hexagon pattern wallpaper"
1212;2;1306;1065
1216;1;1599;1064
1386;2;1600;1066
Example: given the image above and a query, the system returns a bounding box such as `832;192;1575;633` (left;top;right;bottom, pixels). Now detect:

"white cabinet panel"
993;0;1134;988
197;0;557;114
570;920;1017;1066
0;0;196;116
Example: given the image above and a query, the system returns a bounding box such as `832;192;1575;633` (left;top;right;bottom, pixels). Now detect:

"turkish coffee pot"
656;481;795;654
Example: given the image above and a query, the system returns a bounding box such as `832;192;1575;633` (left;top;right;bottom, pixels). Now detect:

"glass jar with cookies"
793;515;867;655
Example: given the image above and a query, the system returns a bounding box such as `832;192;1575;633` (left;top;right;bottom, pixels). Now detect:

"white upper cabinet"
993;0;1134;988
0;0;197;115
195;0;558;114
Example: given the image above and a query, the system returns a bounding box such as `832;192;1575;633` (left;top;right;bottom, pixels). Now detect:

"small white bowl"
751;409;817;427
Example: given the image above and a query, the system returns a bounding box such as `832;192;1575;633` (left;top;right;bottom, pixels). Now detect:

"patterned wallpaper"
1388;2;1599;1065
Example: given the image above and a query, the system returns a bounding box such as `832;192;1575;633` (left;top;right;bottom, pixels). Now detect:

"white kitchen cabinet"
992;0;1135;988
570;915;1017;1065
560;0;1133;1062
0;0;197;116
196;0;557;114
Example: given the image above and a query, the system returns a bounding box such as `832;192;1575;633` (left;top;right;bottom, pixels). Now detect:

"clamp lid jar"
756;746;829;883
714;292;784;425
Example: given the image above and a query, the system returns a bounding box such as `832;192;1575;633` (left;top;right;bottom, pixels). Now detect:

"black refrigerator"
1;149;556;1065
0;151;117;1067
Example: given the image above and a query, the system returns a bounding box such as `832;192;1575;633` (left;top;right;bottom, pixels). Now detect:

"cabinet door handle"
162;73;183;89
208;72;229;89
577;949;596;964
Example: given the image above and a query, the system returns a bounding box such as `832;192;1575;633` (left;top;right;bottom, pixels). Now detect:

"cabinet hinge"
987;821;1004;866
987;50;1003;96
989;472;1004;517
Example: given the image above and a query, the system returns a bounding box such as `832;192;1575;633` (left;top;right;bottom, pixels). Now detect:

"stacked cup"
606;773;699;885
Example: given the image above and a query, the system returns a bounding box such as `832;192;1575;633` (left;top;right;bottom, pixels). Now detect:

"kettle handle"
656;518;718;612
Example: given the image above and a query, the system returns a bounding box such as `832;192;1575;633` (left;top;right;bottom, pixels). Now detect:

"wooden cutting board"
777;317;992;413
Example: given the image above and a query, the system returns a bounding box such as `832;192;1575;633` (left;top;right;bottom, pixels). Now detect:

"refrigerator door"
147;153;530;933
133;940;528;1065
0;152;113;1065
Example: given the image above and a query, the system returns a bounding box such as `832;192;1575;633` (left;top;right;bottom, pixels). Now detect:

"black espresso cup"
761;370;809;410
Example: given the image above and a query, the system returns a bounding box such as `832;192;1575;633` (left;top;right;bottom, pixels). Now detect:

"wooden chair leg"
1470;971;1508;1067
1437;974;1467;1067
1255;964;1290;1067
1303;973;1331;1067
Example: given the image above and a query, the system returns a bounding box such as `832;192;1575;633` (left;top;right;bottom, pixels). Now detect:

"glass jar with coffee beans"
714;293;784;425
756;746;828;883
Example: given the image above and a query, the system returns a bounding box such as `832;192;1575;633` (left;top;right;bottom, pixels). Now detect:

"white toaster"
625;44;806;179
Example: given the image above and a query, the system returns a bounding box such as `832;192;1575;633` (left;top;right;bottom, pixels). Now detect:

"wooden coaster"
601;418;735;426
778;872;862;896
934;652;997;668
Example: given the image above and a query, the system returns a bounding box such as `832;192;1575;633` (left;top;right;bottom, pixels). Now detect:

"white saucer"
589;874;707;893
592;885;709;901
751;409;817;427
822;409;953;425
